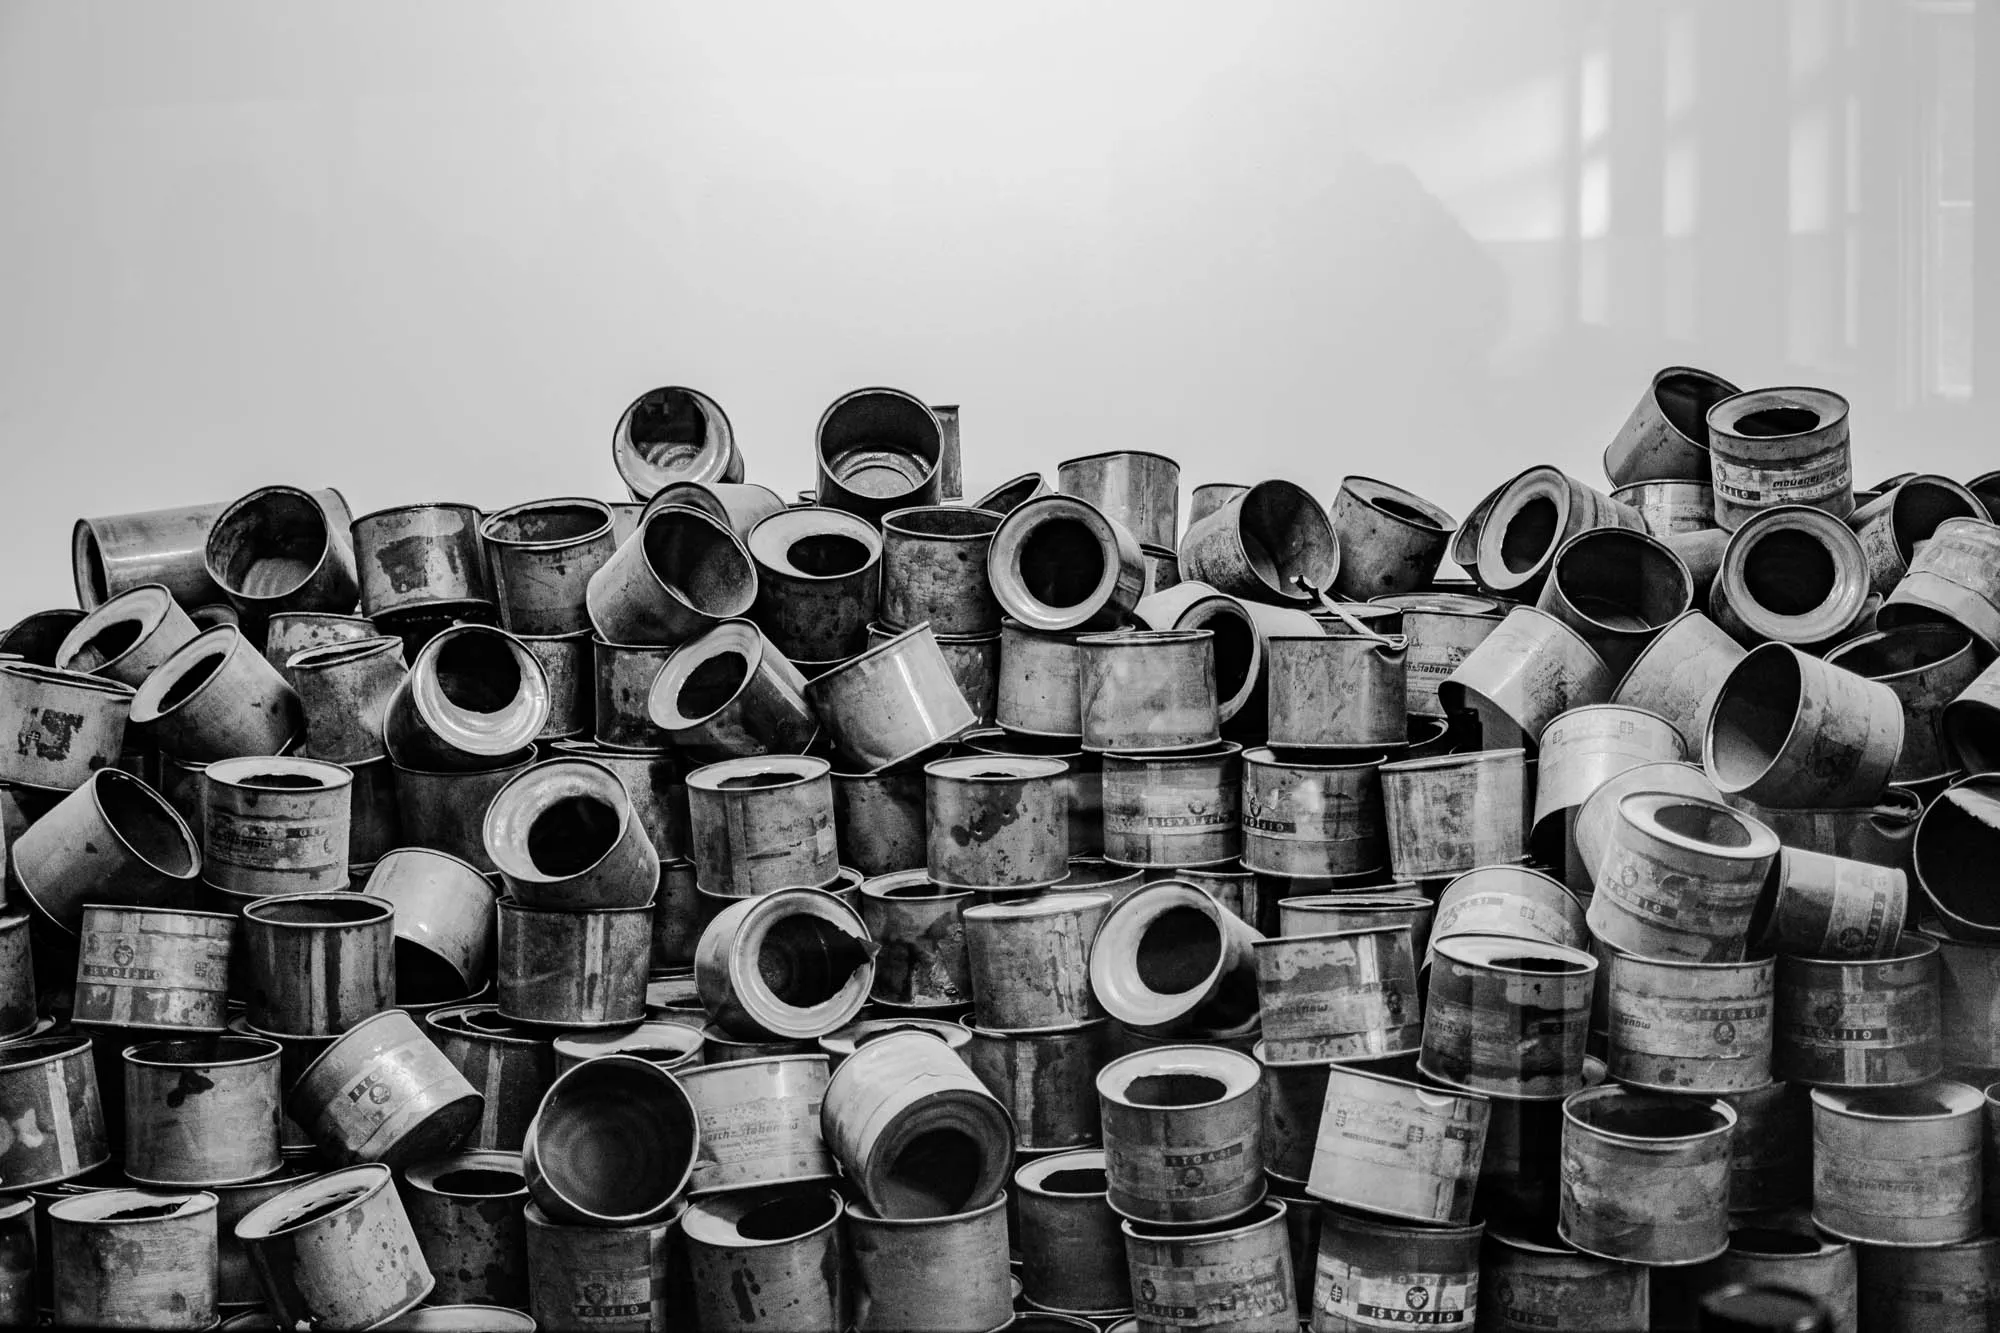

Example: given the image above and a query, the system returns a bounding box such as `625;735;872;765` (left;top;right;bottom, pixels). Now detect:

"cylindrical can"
122;1035;281;1186
1572;761;1723;891
1611;612;1745;754
241;892;396;1036
1240;746;1389;879
1379;749;1529;881
392;752;535;876
523;1199;674;1331
1586;792;1780;962
1475;1056;1607;1229
962;1019;1112;1150
1603;365;1740;486
515;627;592;741
1479;1228;1650;1331
282;635;407;763
1258;1043;1386;1185
522;1053;697;1226
832;763;926;877
0;1036;106;1188
646;617;817;761
1824;623;1978;786
1437;606;1614;750
683;1185;845;1332
1914;775;2000;942
1308;1063;1488;1225
809;624;977;772
996;619;1086;738
1274;892;1430;951
552;1019;703;1074
1016;1148;1131;1316
236;1163;433;1329
54;582;199;687
846;1194;1011;1333
1612;479;1718;537
424;1004;556;1152
989;495;1148;633
1857;1235;2000;1332
1096;1044;1264;1225
1706;387;1853;529
1757;845;1905;959
974;472;1050;516
495;897;651;1029
1088;881;1263;1034
745;506;882;661
1101;744;1242;871
1373;592;1504;719
1428;865;1588;964
1535;527;1694;675
685;754;837;896
201;483;359;634
550;741;688;862
1558;1084;1736;1265
817;1017;969;1070
1311;1205;1480;1333
1473;465;1643;598
291;1008;484;1167
857;870;973;1008
962;892;1110;1030
201;755;353;896
1708;504;1872;649
481;756;660;910
71;905;232;1031
12;767;202;936
1253;926;1419;1063
591;635;677;750
1265;634;1407;751
351;501;494;621
879;505;1004;635
49;1187;217;1329
1812;1079;1984;1245
822;1029;1012;1218
209;1164;306;1310
1680;1227;1858;1333
650;858;700;970
1134;582;1266;725
1422;934;1596;1100
1531;704;1688;850
1605;952;1774;1093
1705;642;1904;808
1773;940;1941;1087
583;502;758;646
677;1054;835;1195
1076;628;1219;753
611;383;740;497
695;889;872;1039
363;849;496;1004
401;1150;529;1310
385;624;552;769
262;609;376;665
71;499;238;610
128;624;303;761
1181;480;1338;606
1057;450;1180;551
1328;476;1454;599
1123;1197;1295;1333
813;387;943;523
925;755;1069;888
0;914;28;1042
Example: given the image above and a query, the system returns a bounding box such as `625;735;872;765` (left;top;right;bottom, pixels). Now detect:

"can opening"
235;771;330;790
254;897;385;926
644;511;753;613
1491;954;1588;975
1743;529;1834;616
1842;1087;1955;1117
1709;648;1802;789
490;503;604;544
158;645;227;711
1040;1168;1108;1194
1578;1098;1727;1139
736;1190;838;1241
210;490;330;598
628;388;712;470
679;651;749;717
889;508;1000;539
1657;370;1736;440
1652;801;1753;849
1830;623;1964;676
1734;407;1821;437
99;772;196;876
434;634;523;714
527;795;621;876
787;533;872;578
1021;519;1107;609
538;1060;697;1218
1369;494;1446;530
880;882;955;900
881;1127;981;1216
274;1183;371;1231
71;617;143;669
432;1167;522;1196
1135;906;1221;994
1499;497;1558;575
1125;1073;1228;1107
718;770;796;790
1728;1227;1822;1256
1205;613;1256;708
758;915;866;1008
396;940;470;1005
100;1201;186;1222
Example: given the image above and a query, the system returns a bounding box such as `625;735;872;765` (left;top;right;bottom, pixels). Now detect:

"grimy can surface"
49;1187;217;1330
996;619;1086;738
1259;1044;1415;1184
1705;641;1904;809
1427;865;1587;963
1758;845;1906;959
1307;1063;1488;1225
72;905;232;1031
1706;386;1853;528
924;755;1069;888
1811;1079;1984;1246
524;1200;673;1333
1253;926;1420;1063
1602;365;1738;486
496;898;651;1029
832;764;926;877
241;892;396;1036
1240;747;1389;879
1557;1084;1735;1266
846;1194;1012;1333
0;1194;29;1325
1530;703;1688;839
683;1185;845;1333
1435;606;1613;751
1585;791;1779;963
1374;594;1503;719
677;1054;836;1196
1773;939;1941;1087
1605;951;1774;1093
424;1004;557;1152
685;754;838;897
1265;634;1408;750
1878;515;2000;649
821;1030;1013;1221
1076;628;1220;754
961;891;1110;1030
291;1008;484;1168
1476;1056;1606;1229
401;1150;530;1310
122;1035;282;1186
1016;1148;1132;1316
1124;1197;1296;1333
0;914;30;1040
1478;1228;1649;1332
1685;1228;1859;1333
393;753;534;875
1276;894;1431;956
1857;1235;2000;1332
1610;611;1745;752
0;1035;108;1188
202;755;354;895
857;870;973;1007
1378;749;1529;881
1097;1045;1265;1226
1310;1205;1480;1333
1421;934;1596;1100
1102;743;1243;868
1717;1079;1811;1213
963;1019;1112;1151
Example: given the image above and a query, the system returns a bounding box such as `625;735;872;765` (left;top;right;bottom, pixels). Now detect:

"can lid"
1697;1284;1831;1333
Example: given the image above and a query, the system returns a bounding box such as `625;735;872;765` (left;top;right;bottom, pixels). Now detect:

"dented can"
1123;1198;1296;1333
1253;926;1419;1063
1812;1079;1984;1245
1773;939;1942;1088
1101;743;1242;869
400;1150;529;1310
858;869;974;1008
925;755;1069;889
1307;1063;1488;1225
1311;1205;1479;1333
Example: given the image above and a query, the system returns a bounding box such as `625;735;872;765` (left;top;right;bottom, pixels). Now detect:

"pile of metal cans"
2;373;1999;1331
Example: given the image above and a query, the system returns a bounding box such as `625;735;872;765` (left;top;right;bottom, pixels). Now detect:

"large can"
1124;1197;1295;1333
1773;939;1941;1087
1557;1084;1735;1266
1310;1205;1480;1333
1307;1063;1488;1226
1811;1079;1984;1246
524;1199;675;1333
683;1185;845;1333
1478;1228;1649;1331
677;1054;836;1196
71;905;232;1032
1097;1044;1264;1226
48;1187;218;1330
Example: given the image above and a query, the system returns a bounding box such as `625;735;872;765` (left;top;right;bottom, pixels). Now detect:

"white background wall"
0;0;1973;615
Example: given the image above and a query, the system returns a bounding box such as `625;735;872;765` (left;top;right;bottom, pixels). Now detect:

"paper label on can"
332;1035;433;1133
1314;1094;1481;1205
1107;1130;1259;1205
1609;988;1770;1057
697;1091;823;1166
1130;1254;1290;1327
204;807;342;871
1712;446;1851;506
77;928;228;990
1816;1144;1980;1218
1803;879;1899;956
565;1265;656;1322
1485;1270;1647;1330
1422;994;1579;1095
1780;986;1936;1048
1315;1255;1475;1328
